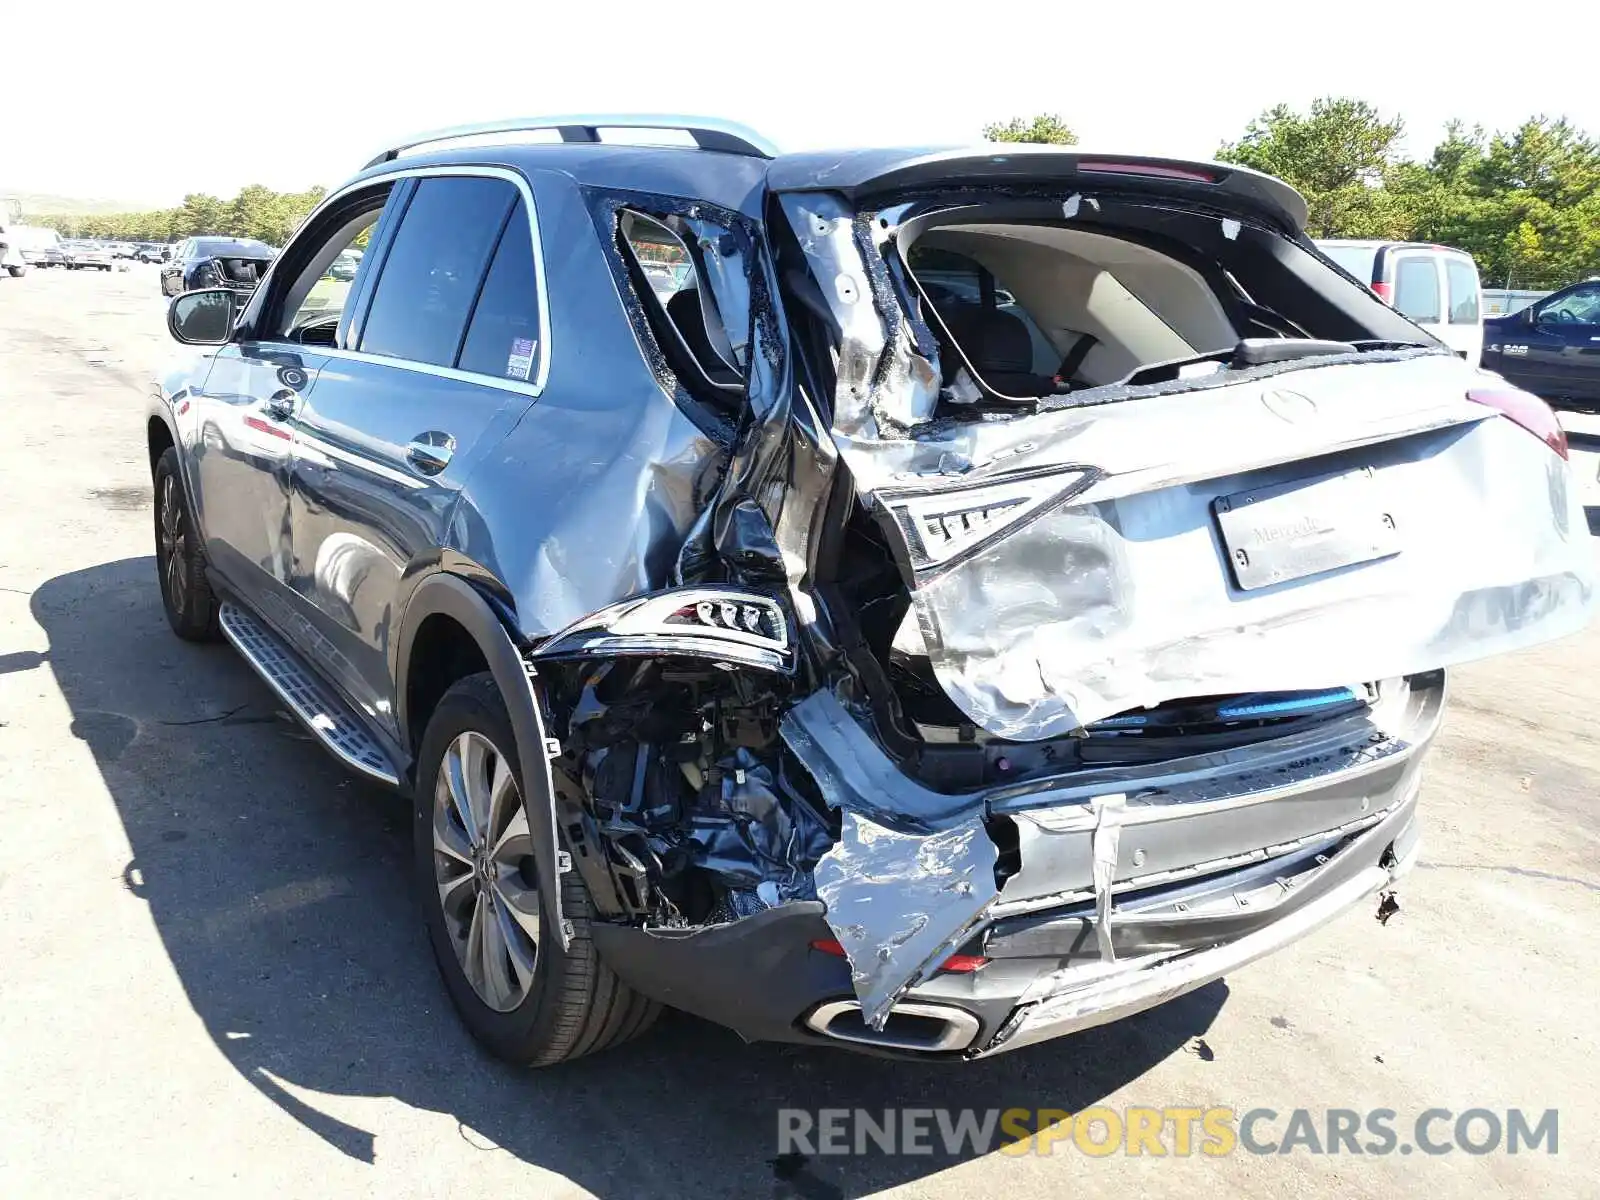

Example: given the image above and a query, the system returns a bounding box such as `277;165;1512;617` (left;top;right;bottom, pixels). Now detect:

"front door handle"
262;389;298;420
406;432;456;475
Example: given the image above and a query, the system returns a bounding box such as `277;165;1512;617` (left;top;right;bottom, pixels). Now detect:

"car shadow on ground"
33;558;1226;1199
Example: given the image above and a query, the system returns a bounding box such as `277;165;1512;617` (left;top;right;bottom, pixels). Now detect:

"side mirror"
168;288;238;345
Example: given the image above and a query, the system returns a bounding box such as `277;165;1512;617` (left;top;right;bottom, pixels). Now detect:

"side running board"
218;601;400;786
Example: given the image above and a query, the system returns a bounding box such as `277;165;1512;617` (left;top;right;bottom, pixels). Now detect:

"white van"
1315;240;1483;367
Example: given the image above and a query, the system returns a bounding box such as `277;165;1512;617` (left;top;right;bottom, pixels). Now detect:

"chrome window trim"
274;163;553;398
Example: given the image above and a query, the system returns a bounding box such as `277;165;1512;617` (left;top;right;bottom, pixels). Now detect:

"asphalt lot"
1;264;1598;1198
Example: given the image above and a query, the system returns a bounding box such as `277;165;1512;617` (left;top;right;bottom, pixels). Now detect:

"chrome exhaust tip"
803;999;981;1053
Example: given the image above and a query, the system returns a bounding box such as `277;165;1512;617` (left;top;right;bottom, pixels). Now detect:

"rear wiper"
1120;336;1379;389
1347;338;1437;351
1232;337;1357;365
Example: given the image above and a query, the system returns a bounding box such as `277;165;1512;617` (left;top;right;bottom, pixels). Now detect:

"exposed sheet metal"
812;811;998;1030
782;691;997;1027
1089;794;1126;964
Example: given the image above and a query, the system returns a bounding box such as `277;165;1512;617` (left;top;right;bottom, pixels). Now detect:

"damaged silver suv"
150;116;1594;1064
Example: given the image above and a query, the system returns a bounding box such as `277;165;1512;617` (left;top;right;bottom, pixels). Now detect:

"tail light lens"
809;938;989;974
1467;388;1568;459
1371;281;1394;304
876;465;1098;581
1076;160;1217;183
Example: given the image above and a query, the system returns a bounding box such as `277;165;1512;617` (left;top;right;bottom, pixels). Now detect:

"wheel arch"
147;411;177;476
394;572;570;949
394;573;528;758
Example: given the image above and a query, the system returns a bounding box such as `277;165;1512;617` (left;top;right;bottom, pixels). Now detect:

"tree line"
23;184;328;248
29;99;1600;289
993;99;1600;291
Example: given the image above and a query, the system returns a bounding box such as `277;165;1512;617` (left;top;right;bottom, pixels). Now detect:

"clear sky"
6;1;1599;207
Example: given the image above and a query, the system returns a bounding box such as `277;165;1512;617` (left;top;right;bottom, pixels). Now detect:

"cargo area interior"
811;199;1444;791
893;198;1440;410
213;256;272;286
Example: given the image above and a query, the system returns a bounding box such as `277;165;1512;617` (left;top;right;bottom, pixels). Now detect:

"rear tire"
414;673;658;1066
153;447;220;641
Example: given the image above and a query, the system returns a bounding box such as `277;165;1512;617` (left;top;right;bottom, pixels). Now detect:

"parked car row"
0;230;174;271
149;117;1593;1069
1317;240;1600;411
60;240;116;271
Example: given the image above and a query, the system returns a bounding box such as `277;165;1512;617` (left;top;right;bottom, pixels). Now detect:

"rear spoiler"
766;146;1308;235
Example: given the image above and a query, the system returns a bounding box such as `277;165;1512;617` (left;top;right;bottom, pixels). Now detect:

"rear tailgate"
775;186;1593;740
884;352;1593;739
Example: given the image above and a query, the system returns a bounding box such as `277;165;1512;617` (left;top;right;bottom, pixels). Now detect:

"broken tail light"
1467;387;1568;460
876;465;1100;580
810;938;989;974
598;588;789;651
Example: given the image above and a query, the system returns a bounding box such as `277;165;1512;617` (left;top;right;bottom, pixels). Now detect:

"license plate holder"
1214;467;1400;591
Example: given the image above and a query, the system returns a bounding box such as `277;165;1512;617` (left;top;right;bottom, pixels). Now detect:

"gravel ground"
1;265;1597;1199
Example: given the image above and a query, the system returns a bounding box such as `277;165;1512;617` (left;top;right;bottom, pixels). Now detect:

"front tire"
414;673;658;1066
6;265;25;278
153;447;219;641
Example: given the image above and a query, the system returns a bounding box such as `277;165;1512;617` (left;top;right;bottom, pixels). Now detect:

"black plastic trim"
392;571;568;947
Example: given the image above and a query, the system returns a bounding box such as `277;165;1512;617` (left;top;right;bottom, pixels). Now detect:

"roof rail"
364;114;778;170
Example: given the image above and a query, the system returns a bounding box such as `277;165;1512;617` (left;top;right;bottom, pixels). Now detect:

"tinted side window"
1445;257;1480;324
359;176;515;367
1540;284;1600;324
1393;257;1441;324
456;198;542;382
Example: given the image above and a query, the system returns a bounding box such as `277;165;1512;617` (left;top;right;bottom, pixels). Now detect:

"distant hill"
2;190;169;216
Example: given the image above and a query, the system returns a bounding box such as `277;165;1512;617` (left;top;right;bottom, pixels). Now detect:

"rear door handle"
406;433;456;475
262;389;299;420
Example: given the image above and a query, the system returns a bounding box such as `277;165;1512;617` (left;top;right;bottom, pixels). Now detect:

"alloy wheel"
431;731;541;1012
157;474;188;613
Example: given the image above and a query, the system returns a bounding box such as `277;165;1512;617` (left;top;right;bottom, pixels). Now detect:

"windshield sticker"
506;337;536;381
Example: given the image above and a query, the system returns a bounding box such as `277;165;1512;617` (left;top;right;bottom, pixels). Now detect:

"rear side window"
359;176;515;367
618;210;743;398
1393;258;1441;324
456;198;542;382
1445;257;1480;324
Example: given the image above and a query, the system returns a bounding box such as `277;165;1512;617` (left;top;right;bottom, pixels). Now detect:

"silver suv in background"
1317;240;1483;366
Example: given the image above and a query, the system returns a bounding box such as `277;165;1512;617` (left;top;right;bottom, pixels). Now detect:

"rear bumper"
598;674;1442;1058
969;792;1417;1056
